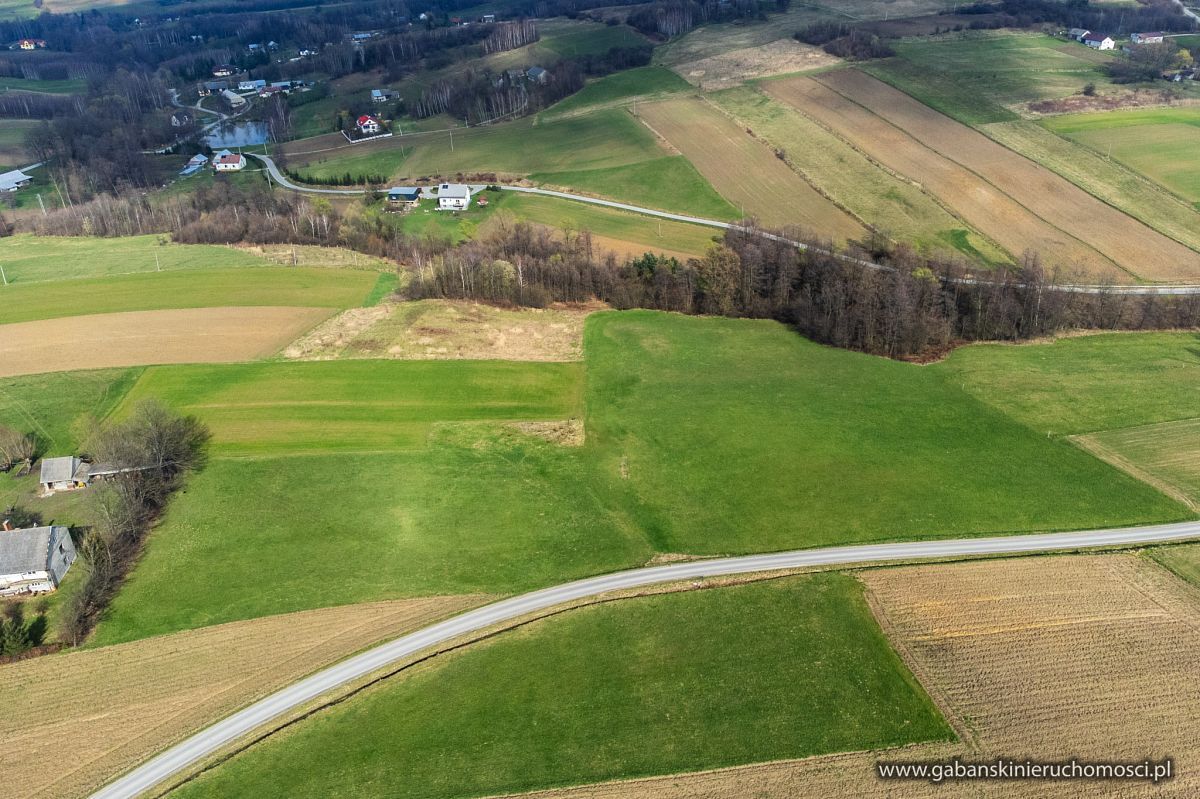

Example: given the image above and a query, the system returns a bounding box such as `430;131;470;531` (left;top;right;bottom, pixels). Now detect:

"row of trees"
0;425;35;473
58;401;209;646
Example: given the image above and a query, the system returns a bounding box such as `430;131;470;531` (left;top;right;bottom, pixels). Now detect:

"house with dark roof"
1083;33;1115;50
387;186;421;210
527;65;549;84
0;524;76;596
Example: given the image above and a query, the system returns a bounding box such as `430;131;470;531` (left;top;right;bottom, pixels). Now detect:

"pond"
204;121;270;148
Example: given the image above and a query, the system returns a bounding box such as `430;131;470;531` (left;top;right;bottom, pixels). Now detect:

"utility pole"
155;251;161;272
449;128;454;151
0;264;7;286
36;193;46;216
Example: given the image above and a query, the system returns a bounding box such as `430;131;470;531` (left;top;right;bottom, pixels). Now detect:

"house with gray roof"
0;168;33;192
0;524;76;596
436;183;471;210
40;456;90;493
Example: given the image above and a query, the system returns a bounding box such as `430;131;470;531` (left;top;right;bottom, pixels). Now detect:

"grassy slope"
939;333;1200;436
0;267;376;324
540;66;691;119
712;85;1007;263
864;34;1107;126
1042;108;1200;205
587;313;1188;554
112;359;585;456
170;574;953;799
0;234;272;284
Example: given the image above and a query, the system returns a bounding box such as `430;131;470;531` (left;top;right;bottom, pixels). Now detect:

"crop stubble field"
499;555;1200;798
0;307;333;377
1;596;485;799
634;97;864;240
765;71;1200;282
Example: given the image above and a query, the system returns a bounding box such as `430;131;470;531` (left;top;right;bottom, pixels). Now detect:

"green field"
0;76;87;94
112;359;584;456
1151;542;1200;588
540;66;692;119
0;267;377;324
169;574;953;799
0;368;137;454
538;20;648;57
713;85;1007;263
865;33;1109;126
0;119;38;163
494;192;722;256
1079;418;1200;506
983;120;1200;253
1042;108;1200;205
0;235;273;284
941;333;1200;436
291;109;731;217
74;313;1195;646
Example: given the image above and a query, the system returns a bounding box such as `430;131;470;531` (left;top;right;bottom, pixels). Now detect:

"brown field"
635;98;865;241
1;595;486;799
284;299;594;362
587;234;699;263
673;39;840;92
499;554;1200;798
1074;418;1200;512
0;307;333;378
814;70;1200;282
232;243;393;271
763;75;1120;278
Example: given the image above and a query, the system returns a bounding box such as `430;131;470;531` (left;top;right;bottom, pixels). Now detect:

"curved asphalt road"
91;518;1200;799
247;154;1200;296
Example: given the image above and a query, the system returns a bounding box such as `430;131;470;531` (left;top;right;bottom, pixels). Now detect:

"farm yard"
0;307;333;378
166;574;953;799
633;97;864;239
0;596;486;799
1042;108;1200;207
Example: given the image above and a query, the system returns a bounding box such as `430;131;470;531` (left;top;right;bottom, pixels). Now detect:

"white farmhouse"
0;524;77;596
437;183;471;210
1083;33;1115;50
213;150;247;171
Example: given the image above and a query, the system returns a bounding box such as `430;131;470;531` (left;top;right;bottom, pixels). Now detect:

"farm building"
1068;28;1091;41
1083;33;1115;50
171;111;192;127
180;153;208;176
387;187;421;210
527;66;549;84
221;88;246;108
0;168;33;192
238;79;266;92
437;183;471;210
356;115;382;135
199;80;228;96
371;88;398;103
213;150;246;171
39;456;90;493
212;64;237;77
0;523;76;596
1131;32;1165;44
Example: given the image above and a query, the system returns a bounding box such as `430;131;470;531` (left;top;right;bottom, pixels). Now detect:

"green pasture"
0;235;272;284
111;359;582;456
169;574;953;799
865;33;1110;125
540;66;691;119
538;20;648;57
1041;108;1200;205
0;76;87;94
0;267;377;324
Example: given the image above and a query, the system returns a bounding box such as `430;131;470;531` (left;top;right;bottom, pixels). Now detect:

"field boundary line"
809;71;1133;281
1070;433;1199;513
91;520;1200;799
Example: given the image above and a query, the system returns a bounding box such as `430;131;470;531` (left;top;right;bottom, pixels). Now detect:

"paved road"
91;518;1200;799
246;154;1200;296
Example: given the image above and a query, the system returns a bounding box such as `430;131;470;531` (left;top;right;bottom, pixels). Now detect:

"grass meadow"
865;33;1109;125
1042;108;1200;206
0;267;377;324
169;574;953;799
539;66;692;119
38;313;1185;647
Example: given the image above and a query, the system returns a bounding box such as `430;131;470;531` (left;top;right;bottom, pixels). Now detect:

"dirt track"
815;70;1200;282
496;554;1200;798
0;306;332;377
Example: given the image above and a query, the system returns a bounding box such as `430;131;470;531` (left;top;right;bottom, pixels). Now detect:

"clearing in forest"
634;97;864;240
0;307;333;378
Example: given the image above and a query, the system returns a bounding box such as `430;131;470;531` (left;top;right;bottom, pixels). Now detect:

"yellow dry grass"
764;75;1124;280
815;70;1200;283
284;299;594;362
1;595;486;799
0;307;333;378
634;97;864;241
673;39;840;92
497;554;1200;798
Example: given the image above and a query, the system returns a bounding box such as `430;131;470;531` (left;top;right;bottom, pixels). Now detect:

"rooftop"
39;456;84;485
0;526;67;576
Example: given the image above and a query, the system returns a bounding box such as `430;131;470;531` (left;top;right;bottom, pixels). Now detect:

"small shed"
39;456;89;493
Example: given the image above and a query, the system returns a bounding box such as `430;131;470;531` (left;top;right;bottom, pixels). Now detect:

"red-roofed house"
356;115;382;135
213;150;246;172
18;38;46;50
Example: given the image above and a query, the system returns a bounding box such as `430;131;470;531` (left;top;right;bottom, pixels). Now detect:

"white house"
356;114;382;135
437;183;471;210
39;456;91;493
221;88;246;108
0;524;76;596
1083;33;1115;50
238;79;266;92
213;150;247;171
1068;28;1091;41
1130;31;1165;44
371;88;397;103
0;168;33;193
